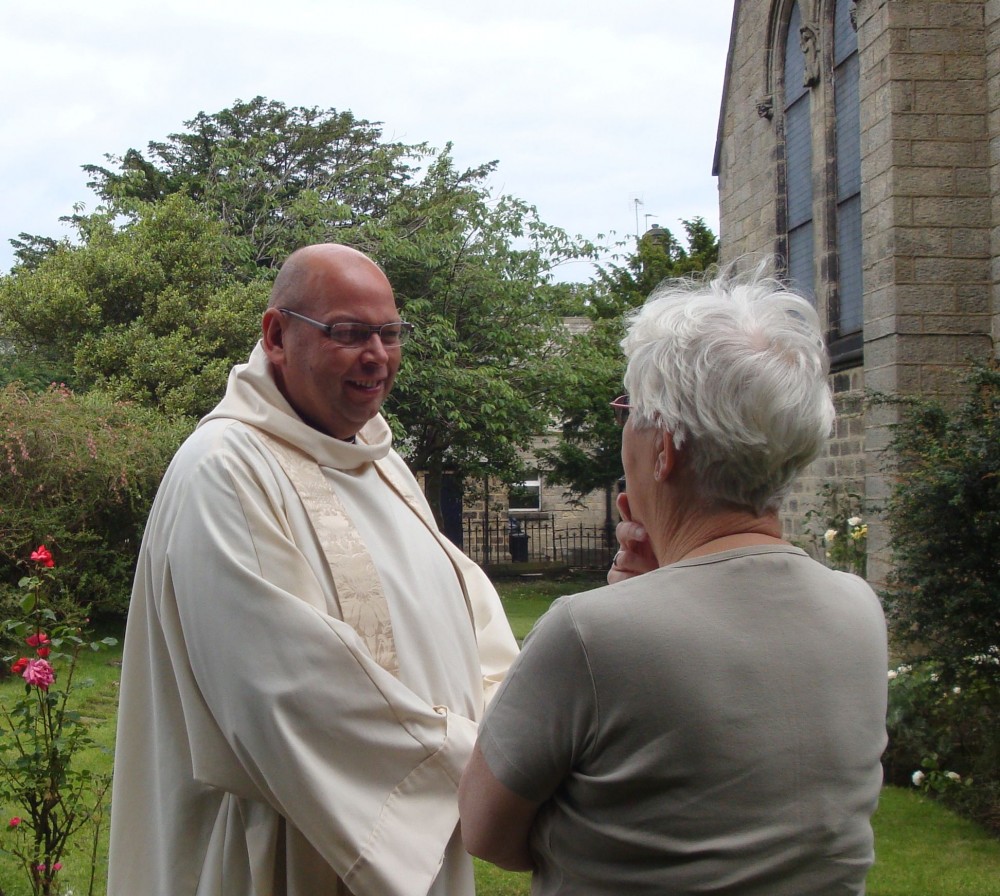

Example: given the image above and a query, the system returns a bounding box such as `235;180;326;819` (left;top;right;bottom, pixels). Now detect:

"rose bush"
0;546;116;895
803;482;868;577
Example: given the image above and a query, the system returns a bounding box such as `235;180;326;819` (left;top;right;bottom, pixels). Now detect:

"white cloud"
0;0;733;279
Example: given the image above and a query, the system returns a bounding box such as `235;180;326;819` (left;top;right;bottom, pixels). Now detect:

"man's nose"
360;331;391;362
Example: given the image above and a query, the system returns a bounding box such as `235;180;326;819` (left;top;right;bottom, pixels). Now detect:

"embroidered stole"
253;429;473;680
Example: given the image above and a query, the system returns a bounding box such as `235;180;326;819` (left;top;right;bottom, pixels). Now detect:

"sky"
1;0;735;283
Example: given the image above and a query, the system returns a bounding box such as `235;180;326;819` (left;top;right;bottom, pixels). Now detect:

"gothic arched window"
783;1;815;299
833;0;862;339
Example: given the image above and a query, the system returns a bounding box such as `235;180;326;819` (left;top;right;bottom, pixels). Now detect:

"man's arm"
458;744;540;871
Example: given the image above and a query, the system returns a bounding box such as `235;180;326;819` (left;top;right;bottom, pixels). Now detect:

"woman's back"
478;545;888;895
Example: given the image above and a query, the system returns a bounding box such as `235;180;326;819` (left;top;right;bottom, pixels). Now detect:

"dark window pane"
788;221;815;301
837;194;863;333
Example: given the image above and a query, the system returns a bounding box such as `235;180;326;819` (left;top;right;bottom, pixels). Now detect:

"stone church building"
714;0;999;581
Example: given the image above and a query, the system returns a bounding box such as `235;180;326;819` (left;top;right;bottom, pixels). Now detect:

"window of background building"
508;474;541;512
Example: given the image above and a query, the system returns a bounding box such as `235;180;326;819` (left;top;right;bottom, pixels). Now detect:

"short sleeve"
475;599;597;802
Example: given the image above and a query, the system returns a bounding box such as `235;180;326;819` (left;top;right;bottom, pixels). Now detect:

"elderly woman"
458;270;888;895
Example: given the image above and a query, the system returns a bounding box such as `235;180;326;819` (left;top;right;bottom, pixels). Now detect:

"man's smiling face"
263;245;402;440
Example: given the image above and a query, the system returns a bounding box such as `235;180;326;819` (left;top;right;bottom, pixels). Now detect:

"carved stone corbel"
757;96;774;120
800;23;820;87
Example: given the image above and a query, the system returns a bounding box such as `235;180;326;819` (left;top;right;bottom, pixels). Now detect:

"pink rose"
22;659;55;691
29;546;54;568
8;817;20;828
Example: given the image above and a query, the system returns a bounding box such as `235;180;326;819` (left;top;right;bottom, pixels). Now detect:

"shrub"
0;383;190;618
884;657;1000;833
879;359;1000;833
801;481;869;576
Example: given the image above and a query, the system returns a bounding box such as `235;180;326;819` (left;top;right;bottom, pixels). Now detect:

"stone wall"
988;0;1000;352
857;0;996;582
715;0;780;261
716;0;999;584
781;366;866;557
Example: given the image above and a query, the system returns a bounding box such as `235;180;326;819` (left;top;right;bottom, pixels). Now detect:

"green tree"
82;96;421;277
2;99;598;524
539;219;719;531
0;194;265;417
7;233;60;272
879;359;1000;832
361;147;594;524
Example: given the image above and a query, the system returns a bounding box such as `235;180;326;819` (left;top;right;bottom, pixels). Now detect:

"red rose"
10;658;28;675
26;632;50;657
29;546;54;568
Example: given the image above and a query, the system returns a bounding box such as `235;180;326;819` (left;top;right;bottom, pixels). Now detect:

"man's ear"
652;430;676;483
261;308;286;365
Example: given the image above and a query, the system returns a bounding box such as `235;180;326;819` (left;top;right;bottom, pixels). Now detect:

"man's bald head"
268;244;391;312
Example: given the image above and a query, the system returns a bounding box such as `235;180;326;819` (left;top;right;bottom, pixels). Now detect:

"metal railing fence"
459;516;615;568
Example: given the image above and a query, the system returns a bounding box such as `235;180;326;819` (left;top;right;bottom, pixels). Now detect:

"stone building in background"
714;0;999;581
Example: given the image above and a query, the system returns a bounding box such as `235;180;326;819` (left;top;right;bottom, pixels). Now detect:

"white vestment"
107;344;518;896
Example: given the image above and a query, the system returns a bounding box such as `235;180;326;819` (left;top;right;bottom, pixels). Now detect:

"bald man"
107;245;518;896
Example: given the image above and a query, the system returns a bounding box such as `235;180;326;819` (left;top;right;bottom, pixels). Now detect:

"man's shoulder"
174;416;247;456
166;418;278;484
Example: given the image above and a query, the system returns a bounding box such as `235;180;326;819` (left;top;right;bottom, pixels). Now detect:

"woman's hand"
608;492;658;584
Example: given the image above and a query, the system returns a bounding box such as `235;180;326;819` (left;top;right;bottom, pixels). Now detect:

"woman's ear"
652;430;676;483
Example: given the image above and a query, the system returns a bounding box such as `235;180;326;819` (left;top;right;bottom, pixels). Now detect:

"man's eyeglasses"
278;308;414;347
610;394;631;427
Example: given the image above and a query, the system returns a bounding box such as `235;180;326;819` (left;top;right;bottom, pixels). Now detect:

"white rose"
824;528;838;544
911;770;926;786
847;516;862;527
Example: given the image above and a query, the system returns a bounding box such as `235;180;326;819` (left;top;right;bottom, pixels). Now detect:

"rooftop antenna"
632;197;644;240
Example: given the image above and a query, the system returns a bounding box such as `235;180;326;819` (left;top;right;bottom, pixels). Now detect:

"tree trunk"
423;463;445;530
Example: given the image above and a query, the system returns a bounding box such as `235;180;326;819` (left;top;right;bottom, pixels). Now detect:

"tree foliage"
2;98;598;523
880;359;1000;687
81;96;420;277
539;219;719;517
358;147;594;522
0;194;265;416
0;383;190;615
879;360;1000;832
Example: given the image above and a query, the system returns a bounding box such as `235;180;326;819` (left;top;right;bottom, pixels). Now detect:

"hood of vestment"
200;341;393;472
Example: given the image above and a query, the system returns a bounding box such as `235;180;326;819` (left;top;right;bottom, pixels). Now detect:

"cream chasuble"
107;344;518;896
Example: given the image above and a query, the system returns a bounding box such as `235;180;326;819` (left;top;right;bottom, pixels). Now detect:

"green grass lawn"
0;575;997;895
868;786;1000;895
493;571;604;641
